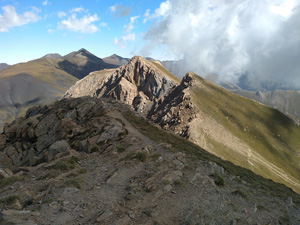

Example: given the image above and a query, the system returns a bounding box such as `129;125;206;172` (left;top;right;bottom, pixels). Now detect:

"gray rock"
48;140;70;161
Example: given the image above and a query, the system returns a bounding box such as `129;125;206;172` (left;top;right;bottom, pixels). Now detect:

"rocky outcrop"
0;97;128;171
148;72;197;138
64;56;178;114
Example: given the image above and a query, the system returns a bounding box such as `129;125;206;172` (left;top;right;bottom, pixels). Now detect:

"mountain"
0;48;119;132
41;53;63;60
64;56;180;114
64;56;300;194
102;54;130;66
0;96;299;224
58;48;118;79
0;63;10;71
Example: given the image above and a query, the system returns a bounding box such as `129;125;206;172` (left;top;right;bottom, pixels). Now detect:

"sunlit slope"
0;58;78;130
189;73;300;193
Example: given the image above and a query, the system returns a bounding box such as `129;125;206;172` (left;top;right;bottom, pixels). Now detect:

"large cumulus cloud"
144;0;300;87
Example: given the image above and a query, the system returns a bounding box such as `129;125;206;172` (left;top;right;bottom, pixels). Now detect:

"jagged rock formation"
1;97;300;224
148;72;197;138
64;56;179;114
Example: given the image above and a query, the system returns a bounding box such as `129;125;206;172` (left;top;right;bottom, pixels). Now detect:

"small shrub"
91;146;100;153
135;152;147;162
116;144;127;153
48;156;80;171
232;188;248;199
64;178;82;189
211;173;225;186
174;179;184;186
0;195;20;206
77;168;87;174
0;176;25;189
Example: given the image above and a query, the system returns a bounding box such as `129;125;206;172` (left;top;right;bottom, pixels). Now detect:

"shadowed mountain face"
65;56;300;194
0;63;10;71
58;49;118;79
0;96;300;224
0;49;119;132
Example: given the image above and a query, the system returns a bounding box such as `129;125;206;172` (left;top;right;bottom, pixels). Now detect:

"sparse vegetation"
47;156;80;171
135;152;147;162
116;144;127;153
232;188;248;199
64;178;83;189
0;176;25;189
211;173;225;186
0;195;20;206
91;146;100;153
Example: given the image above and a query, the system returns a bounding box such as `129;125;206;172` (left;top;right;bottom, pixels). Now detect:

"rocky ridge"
64;56;179;114
0;97;300;224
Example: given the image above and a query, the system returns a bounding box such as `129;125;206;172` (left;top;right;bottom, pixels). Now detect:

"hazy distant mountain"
58;48;118;79
41;53;63;60
0;63;10;71
102;54;130;67
65;56;300;194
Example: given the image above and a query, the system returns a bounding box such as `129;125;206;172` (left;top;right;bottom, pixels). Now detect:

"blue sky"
0;0;168;64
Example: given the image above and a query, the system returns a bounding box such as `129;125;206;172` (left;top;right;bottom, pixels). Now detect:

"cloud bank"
0;5;41;32
144;0;300;86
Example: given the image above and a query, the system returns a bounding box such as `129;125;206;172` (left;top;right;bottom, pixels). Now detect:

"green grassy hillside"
189;74;300;193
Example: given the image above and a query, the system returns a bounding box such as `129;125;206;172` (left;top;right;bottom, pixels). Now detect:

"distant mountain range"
0;63;10;71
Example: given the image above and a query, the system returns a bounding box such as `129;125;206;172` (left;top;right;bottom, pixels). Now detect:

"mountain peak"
64;55;178;113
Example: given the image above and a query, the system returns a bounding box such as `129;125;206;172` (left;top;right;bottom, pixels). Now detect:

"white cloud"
57;11;66;18
122;33;136;41
58;13;99;33
114;33;136;48
0;5;41;32
70;7;85;13
144;0;171;23
144;0;300;87
110;5;116;12
42;0;50;6
124;16;139;33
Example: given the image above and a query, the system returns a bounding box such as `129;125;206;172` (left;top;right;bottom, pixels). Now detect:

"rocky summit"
1;96;300;224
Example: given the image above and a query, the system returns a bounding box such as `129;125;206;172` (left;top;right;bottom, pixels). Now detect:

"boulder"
48;140;70;161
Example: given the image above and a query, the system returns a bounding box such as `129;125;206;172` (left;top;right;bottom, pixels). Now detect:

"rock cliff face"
148;72;197;138
1;96;300;225
64;56;179;114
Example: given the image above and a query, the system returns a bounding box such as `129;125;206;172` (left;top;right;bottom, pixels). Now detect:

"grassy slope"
123;110;300;202
190;74;300;193
0;58;78;129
